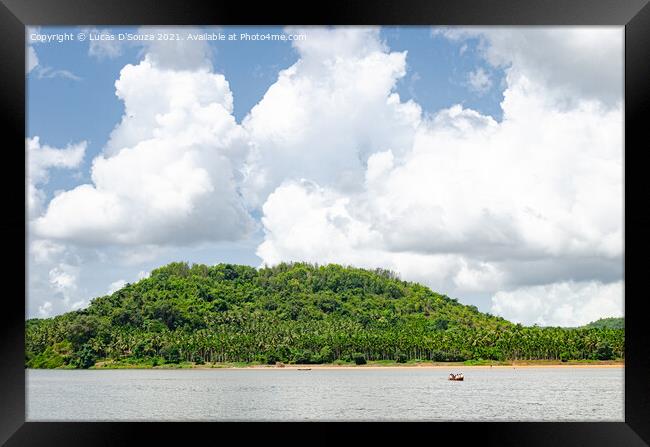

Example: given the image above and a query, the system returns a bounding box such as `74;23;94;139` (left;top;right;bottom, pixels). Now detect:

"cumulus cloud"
48;263;76;288
47;263;84;310
27;137;86;217
257;180;383;266
32;36;254;246
255;27;623;326
242;26;422;206
372;101;620;261
491;280;623;327
28;137;86;185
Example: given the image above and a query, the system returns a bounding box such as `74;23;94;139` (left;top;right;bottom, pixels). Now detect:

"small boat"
448;373;464;381
297;368;311;371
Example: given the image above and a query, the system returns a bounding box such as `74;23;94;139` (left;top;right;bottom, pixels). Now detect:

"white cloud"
34;66;82;81
33;44;254;246
27;137;86;217
47;263;81;309
242;26;422;206
257;180;383;266
70;300;87;310
365;150;395;183
433;26;623;107
491;280;623;327
38;301;52;318
107;279;127;294
453;259;505;292
467;67;492;94
28;137;86;185
30;239;65;264
138;26;214;71
256;27;623;322
49;265;77;291
370;100;621;261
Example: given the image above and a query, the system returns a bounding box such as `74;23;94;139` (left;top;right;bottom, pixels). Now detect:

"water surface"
27;367;624;421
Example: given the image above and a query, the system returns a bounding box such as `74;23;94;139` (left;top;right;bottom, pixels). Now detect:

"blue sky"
26;26;623;326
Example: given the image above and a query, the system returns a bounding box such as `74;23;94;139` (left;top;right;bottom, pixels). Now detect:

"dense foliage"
583;317;624;330
25;262;624;368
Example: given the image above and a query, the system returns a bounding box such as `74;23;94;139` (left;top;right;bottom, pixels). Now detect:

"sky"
26;26;624;326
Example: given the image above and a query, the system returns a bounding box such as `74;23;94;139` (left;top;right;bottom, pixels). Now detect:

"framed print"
1;0;649;444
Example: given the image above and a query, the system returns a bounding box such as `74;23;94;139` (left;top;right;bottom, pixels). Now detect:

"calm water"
27;367;624;421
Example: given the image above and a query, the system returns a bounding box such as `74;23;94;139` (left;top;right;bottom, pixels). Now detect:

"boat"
448;373;464;381
297;368;311;371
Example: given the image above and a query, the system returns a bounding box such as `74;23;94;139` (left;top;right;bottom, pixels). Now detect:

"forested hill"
26;262;624;368
584;317;624;330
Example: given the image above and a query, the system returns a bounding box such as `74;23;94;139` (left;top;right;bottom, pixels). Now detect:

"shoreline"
223;364;624;370
82;360;624;371
189;363;624;370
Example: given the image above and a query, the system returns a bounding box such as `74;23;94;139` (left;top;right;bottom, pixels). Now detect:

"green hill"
584;317;624;330
26;262;624;368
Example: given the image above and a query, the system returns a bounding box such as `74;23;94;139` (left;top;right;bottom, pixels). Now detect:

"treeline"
25;262;624;368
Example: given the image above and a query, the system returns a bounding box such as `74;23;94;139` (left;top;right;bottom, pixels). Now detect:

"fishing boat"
448;373;464;381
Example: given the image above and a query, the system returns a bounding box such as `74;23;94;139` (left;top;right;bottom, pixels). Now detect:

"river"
27;367;624;421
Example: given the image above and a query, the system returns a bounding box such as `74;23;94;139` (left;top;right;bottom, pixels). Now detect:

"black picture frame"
1;0;649;444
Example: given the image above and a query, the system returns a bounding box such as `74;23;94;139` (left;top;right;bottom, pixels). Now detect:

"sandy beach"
91;359;624;370
91;360;623;370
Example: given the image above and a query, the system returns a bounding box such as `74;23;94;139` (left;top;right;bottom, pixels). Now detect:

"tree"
595;342;614;360
71;344;97;369
353;353;367;365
